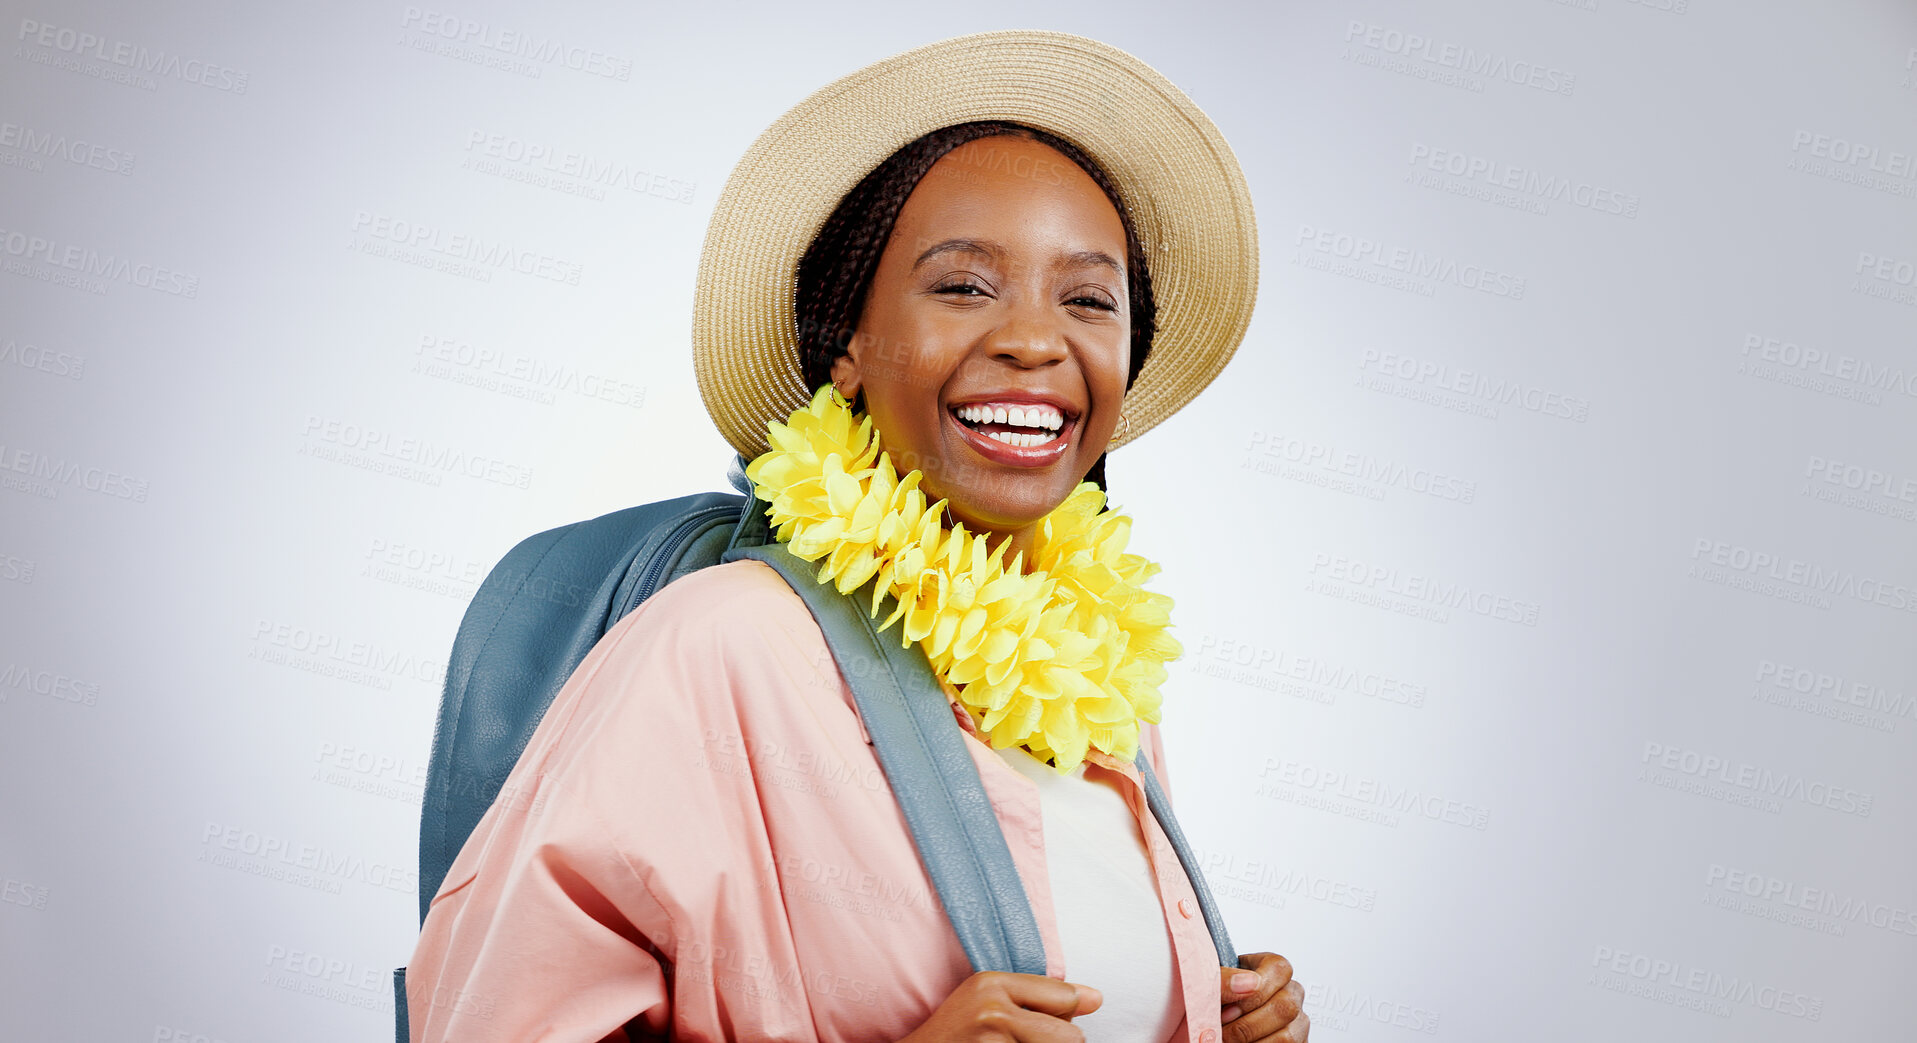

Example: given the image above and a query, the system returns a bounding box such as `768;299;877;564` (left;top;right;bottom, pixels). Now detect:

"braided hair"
794;121;1156;494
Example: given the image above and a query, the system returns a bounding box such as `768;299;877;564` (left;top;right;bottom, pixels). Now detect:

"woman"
406;31;1305;1043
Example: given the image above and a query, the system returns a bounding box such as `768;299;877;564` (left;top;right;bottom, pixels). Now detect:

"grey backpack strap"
393;968;409;1042
725;542;1049;977
1134;751;1238;968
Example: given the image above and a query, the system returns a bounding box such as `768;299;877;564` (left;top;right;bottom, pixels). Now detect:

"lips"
948;397;1078;465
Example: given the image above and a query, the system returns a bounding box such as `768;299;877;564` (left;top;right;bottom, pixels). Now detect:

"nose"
980;306;1070;370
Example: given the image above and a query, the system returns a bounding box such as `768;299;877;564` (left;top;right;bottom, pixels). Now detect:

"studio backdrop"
2;1;1914;1041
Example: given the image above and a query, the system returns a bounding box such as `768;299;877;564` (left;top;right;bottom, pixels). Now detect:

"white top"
994;746;1182;1043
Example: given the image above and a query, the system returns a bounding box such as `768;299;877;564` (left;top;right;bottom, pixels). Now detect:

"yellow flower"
747;386;1181;774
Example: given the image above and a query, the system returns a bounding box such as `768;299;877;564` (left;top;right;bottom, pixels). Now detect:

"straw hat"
693;29;1258;459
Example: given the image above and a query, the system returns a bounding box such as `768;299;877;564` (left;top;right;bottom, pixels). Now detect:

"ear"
828;337;864;400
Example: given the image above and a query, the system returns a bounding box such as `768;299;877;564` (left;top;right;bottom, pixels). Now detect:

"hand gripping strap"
725;543;1049;977
1133;751;1238;968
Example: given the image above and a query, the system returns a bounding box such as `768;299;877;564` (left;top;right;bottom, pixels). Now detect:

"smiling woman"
404;29;1301;1043
821;130;1134;555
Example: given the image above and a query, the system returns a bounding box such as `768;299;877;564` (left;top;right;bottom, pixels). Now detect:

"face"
831;135;1131;550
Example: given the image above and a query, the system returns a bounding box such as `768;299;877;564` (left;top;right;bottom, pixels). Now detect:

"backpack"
393;459;1236;1040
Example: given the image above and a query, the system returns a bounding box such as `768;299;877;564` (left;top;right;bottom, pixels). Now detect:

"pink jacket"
406;559;1228;1043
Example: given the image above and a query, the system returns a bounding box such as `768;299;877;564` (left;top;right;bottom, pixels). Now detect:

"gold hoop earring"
1108;413;1131;448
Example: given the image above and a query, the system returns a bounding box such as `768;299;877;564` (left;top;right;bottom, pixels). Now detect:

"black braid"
794;121;1156;494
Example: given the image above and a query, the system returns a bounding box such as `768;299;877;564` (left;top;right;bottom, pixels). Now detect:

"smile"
948;399;1076;465
953;402;1066;447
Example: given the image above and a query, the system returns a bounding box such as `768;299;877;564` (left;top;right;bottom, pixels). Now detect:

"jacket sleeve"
405;562;819;1042
405;613;684;1042
406;777;673;1040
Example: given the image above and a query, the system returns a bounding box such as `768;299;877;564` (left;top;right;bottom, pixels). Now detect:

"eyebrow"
912;237;1125;278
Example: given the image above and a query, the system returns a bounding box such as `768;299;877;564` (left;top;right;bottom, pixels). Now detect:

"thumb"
1069;982;1104;1018
1220;965;1261;1005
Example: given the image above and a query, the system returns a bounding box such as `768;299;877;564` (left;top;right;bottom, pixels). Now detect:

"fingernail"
1231;971;1259;994
1221;1004;1243;1023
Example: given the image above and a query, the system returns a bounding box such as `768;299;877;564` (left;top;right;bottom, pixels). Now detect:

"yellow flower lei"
743;386;1182;773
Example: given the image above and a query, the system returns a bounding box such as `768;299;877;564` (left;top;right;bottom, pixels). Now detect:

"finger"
989;972;1103;1019
1220;952;1292;1010
1220;964;1261;1005
999;1005;1100;1043
1222;979;1303;1043
1242;952;1294;994
1277;1009;1309;1042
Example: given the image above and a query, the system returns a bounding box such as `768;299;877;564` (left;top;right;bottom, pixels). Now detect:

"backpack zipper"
618;503;741;619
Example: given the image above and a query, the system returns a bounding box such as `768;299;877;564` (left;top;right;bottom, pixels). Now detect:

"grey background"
2;1;1913;1040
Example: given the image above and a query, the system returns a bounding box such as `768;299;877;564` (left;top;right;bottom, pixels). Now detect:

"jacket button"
1200;1030;1218;1043
1178;898;1195;919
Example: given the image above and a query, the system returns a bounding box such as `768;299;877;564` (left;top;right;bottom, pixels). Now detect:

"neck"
986;526;1038;572
943;507;1039;572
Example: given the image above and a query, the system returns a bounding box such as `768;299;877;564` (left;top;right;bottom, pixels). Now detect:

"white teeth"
984;429;1058;448
954;403;1066;432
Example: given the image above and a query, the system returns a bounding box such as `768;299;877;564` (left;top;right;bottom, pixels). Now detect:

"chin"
949;477;1078;533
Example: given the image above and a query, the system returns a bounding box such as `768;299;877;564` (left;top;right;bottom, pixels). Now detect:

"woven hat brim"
694;29;1258;459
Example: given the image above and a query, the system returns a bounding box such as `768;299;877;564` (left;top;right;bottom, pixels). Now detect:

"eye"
932;278;988;296
1067;294;1118;312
